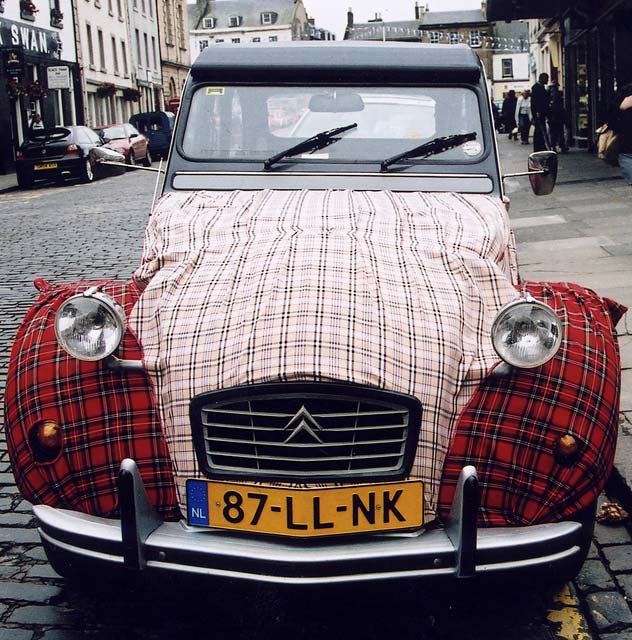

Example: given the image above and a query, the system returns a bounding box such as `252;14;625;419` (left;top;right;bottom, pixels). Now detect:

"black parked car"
15;125;123;189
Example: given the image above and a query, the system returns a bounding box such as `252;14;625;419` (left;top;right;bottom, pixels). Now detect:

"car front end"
3;43;626;586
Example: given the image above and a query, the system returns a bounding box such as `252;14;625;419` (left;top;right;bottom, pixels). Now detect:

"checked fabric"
131;189;520;520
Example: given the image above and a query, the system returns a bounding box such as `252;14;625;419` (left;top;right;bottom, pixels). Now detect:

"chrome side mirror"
528;151;558;196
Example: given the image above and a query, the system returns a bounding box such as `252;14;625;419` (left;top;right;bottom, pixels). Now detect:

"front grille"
190;382;422;481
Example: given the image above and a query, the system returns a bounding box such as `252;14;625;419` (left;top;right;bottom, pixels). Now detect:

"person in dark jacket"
548;84;568;152
609;84;632;184
502;90;517;140
531;72;550;151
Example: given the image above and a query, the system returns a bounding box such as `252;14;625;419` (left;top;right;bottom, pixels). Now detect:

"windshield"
99;126;127;140
182;86;485;165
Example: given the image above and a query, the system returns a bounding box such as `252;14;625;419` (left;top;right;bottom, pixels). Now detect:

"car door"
127;124;146;159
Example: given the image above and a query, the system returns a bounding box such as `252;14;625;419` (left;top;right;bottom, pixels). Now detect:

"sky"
307;0;484;39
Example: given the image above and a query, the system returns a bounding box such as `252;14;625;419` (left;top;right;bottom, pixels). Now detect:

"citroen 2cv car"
4;43;626;585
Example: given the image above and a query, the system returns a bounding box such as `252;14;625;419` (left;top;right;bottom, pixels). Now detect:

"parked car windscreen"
98;126;127;140
182;85;485;164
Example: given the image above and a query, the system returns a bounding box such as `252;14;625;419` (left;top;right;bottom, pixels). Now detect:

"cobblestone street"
0;138;630;638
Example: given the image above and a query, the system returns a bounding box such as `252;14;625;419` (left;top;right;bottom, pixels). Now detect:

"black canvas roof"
190;42;482;84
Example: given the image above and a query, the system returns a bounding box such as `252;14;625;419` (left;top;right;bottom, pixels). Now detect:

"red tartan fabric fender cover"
4;280;180;520
439;282;626;526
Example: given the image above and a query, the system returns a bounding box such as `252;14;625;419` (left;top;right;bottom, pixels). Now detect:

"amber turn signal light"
555;434;579;460
28;420;63;463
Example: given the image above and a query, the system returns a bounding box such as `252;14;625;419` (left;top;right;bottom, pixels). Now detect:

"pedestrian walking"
609;83;632;184
548;84;568;152
502;90;517;140
531;73;550;151
515;89;531;144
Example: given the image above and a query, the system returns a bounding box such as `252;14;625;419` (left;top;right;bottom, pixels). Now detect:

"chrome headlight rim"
54;288;126;362
491;295;563;369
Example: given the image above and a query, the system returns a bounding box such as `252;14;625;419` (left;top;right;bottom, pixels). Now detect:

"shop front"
0;15;80;172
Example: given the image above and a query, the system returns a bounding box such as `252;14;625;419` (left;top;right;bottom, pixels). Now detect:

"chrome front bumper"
34;459;589;585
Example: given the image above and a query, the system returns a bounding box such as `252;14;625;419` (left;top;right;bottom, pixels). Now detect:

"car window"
182;85;484;164
128;125;141;137
100;126;127;140
75;128;92;144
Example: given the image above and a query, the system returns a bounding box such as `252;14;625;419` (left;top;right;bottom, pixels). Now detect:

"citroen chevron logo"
283;406;324;444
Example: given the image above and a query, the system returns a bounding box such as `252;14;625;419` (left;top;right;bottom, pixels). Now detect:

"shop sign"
47;65;69;89
0;18;58;57
2;46;24;77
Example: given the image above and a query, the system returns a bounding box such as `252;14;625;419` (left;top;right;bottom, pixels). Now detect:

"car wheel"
16;169;34;190
142;149;152;167
127;151;135;169
81;157;94;183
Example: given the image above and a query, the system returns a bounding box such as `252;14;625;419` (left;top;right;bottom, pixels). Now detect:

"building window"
501;58;514;78
144;32;150;68
268;35;278;42
203;17;215;29
117;0;123;19
111;36;119;74
429;31;440;44
199;39;209;51
133;0;137;9
261;12;273;24
121;40;129;77
177;3;186;48
166;2;174;44
215;38;224;43
229;15;242;27
141;0;145;13
97;29;106;71
449;32;459;44
252;37;261;43
232;38;240;43
149;0;152;18
86;24;95;68
152;36;157;68
108;0;113;15
136;29;142;66
469;30;481;47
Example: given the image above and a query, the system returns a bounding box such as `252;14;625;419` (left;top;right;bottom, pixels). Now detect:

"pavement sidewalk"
0;172;17;193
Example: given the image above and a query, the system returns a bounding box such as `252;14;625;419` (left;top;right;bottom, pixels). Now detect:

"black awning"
486;0;567;21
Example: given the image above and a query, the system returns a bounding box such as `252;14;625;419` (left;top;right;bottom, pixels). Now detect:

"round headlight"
54;290;126;361
491;297;562;369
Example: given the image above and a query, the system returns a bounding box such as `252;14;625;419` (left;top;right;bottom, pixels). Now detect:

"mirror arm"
502;169;546;179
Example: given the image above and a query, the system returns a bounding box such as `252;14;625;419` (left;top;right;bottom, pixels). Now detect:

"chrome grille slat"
191;383;421;480
204;436;406;448
206;449;405;462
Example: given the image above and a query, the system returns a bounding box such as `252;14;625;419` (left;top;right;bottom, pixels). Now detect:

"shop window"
502;58;514;79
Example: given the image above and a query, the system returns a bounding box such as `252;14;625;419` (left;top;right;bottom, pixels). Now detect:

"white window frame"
203;17;215;29
261;12;273;25
469;30;481;47
229;15;242;27
449;32;459;44
501;58;514;79
429;31;440;44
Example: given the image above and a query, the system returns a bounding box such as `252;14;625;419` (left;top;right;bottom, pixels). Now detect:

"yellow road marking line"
546;584;592;640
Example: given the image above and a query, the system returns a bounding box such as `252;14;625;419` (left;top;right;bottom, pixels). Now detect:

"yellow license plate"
34;162;58;170
186;480;423;538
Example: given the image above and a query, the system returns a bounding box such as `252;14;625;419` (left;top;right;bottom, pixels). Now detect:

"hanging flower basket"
50;6;63;27
20;0;38;19
96;82;116;98
122;87;141;102
6;79;24;99
27;80;48;101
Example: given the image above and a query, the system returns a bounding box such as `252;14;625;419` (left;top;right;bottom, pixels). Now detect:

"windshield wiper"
263;123;357;170
380;132;477;172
